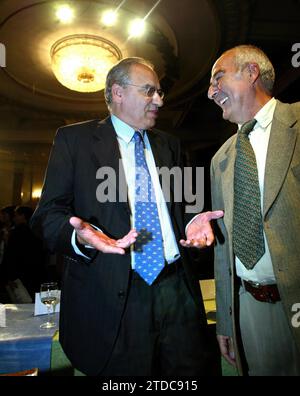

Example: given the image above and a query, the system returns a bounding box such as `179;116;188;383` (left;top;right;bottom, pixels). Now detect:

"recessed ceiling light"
101;10;118;27
56;5;74;24
128;18;146;38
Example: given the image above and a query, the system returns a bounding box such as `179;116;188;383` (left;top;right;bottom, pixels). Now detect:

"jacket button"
118;290;125;299
229;307;232;315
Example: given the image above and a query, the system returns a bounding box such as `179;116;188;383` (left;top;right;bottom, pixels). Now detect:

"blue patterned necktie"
133;131;165;285
233;119;265;269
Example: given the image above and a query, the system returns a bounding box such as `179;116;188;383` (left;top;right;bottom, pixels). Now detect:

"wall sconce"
32;188;42;199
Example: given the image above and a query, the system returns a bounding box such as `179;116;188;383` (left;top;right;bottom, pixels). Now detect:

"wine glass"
39;282;58;329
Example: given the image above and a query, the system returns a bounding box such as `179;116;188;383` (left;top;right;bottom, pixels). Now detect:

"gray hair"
104;57;154;108
228;45;275;95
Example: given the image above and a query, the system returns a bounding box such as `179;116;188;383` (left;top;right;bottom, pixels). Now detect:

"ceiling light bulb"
128;18;146;38
101;10;118;26
56;5;74;23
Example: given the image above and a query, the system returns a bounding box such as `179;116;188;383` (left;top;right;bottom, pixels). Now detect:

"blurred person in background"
2;206;46;300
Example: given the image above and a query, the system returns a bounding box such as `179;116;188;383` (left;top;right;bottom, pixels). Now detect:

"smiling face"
111;63;163;130
207;50;256;124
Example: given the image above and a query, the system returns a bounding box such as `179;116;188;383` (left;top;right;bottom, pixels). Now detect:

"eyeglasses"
126;83;165;99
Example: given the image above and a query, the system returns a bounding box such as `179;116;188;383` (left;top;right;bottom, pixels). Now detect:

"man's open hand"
179;210;224;249
70;216;137;255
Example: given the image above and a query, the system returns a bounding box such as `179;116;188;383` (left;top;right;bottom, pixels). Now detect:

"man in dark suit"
31;57;223;376
208;45;300;375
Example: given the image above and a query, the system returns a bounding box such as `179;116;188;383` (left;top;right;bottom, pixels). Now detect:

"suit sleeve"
210;158;233;338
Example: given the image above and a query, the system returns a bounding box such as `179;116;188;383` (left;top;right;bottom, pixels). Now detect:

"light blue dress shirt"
72;115;180;267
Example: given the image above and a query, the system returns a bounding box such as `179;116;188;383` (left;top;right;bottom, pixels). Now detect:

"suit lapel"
147;131;174;212
92;117;120;169
218;136;237;234
92;117;130;213
147;130;169;168
263;102;298;217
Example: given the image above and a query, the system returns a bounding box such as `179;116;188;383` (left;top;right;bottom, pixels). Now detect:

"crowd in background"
0;204;61;303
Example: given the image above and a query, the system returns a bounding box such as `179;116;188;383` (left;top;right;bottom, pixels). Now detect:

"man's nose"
152;91;164;106
207;84;218;100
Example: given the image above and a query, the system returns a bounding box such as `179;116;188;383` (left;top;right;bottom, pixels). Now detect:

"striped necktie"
233;119;265;269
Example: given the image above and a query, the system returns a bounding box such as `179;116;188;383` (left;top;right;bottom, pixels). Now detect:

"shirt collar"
238;97;277;131
111;114;146;144
254;97;277;129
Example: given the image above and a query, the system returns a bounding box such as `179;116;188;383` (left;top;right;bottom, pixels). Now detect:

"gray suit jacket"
210;100;300;372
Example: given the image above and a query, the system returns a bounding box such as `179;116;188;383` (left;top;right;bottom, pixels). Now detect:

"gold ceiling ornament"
50;34;122;93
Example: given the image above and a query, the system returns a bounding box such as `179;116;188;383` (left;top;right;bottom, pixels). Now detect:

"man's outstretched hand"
70;216;137;255
180;210;224;249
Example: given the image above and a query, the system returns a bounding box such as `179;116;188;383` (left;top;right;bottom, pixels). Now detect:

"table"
0;301;237;376
0;304;58;375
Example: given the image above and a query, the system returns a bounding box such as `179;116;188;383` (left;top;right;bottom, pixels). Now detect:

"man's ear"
111;83;124;104
247;62;260;84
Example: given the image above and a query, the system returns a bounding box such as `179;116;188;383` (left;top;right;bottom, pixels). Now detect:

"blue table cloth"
0;304;58;374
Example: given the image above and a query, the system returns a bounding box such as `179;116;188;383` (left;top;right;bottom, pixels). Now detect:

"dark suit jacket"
31;117;207;375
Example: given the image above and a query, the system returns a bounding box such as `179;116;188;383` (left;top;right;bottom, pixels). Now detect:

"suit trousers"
100;262;220;376
239;285;300;376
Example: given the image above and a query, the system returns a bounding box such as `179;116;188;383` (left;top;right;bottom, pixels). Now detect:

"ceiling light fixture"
55;4;74;23
127;0;162;39
101;0;127;27
101;9;118;26
50;34;122;93
128;18;146;38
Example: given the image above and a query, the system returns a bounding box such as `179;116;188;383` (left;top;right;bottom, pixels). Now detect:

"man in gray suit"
208;44;300;375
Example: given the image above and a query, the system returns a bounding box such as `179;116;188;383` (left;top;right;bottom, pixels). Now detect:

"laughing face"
207;50;254;124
